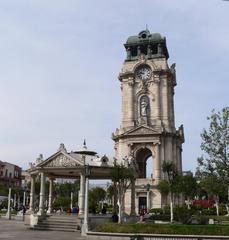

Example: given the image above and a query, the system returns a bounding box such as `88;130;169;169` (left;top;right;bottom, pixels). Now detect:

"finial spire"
146;24;148;31
83;139;87;150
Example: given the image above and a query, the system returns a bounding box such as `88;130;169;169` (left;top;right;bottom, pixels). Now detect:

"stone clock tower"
112;30;184;212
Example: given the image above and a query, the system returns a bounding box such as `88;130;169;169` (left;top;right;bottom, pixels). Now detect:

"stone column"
154;76;161;120
17;194;20;208
6;188;11;219
13;193;17;208
160;138;165;179
70;192;73;210
82;176;89;236
38;172;46;216
154;144;161;181
130;179;136;216
79;173;85;215
47;178;54;214
161;76;169;127
29;175;35;213
128;78;134;125
23;191;26;206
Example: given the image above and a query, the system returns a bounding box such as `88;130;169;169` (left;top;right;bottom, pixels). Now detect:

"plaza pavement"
0;219;86;240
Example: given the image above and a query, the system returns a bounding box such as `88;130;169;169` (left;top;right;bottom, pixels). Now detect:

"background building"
0;160;22;187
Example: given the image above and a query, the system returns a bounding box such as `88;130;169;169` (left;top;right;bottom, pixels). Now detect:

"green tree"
106;184;115;204
196;107;229;210
200;174;225;216
162;161;180;222
180;174;198;209
158;180;170;206
0;183;8;196
111;162;134;223
198;107;229;178
89;187;106;212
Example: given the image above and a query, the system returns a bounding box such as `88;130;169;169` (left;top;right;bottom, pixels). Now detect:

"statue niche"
139;95;150;125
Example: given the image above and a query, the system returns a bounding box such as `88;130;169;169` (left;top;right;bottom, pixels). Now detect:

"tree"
200;174;225;216
196;107;229;210
180;174;198;209
198;107;229;178
158;180;170;206
89;187;106;212
106;184;115;204
111;162;134;223
162;161;179;222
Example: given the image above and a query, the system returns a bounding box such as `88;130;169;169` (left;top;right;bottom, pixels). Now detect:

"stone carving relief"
46;154;80;168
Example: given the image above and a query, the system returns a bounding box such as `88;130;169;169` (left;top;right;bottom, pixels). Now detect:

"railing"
130;236;228;240
87;232;229;240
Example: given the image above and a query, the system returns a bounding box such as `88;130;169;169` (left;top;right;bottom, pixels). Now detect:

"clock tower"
112;30;184;212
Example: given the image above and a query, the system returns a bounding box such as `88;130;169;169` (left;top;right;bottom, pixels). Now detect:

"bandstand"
25;142;115;235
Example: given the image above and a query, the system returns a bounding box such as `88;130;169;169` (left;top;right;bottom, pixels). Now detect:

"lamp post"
146;183;150;212
82;164;91;236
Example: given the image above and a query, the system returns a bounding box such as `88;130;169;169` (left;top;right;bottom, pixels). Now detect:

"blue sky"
0;0;228;172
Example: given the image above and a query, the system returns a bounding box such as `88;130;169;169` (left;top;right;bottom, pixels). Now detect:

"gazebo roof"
27;143;115;179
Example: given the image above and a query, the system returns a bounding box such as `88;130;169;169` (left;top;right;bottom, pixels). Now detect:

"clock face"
136;66;151;80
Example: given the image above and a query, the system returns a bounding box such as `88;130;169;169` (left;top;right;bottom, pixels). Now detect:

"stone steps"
33;225;80;232
34;215;81;232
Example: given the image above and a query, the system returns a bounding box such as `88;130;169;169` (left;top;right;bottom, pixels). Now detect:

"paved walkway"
0;219;86;240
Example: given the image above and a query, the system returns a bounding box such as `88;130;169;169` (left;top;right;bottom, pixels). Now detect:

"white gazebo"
25;142;115;235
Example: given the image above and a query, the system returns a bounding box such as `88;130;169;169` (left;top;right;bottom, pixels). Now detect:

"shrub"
201;208;216;216
149;208;163;215
174;206;192;224
162;205;170;215
219;203;227;215
149;214;170;221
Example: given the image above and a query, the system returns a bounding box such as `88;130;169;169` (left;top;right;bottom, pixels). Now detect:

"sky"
0;0;228;173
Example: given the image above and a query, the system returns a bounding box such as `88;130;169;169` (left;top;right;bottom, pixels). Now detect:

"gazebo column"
47;177;54;214
38;172;46;216
79;172;85;215
28;175;35;213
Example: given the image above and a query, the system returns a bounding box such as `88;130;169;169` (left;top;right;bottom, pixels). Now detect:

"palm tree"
162;161;178;223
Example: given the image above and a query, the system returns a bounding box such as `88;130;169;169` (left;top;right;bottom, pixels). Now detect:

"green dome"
126;30;164;44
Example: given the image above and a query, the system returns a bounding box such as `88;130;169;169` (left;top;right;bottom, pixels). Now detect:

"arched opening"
146;156;153;178
135;148;153;179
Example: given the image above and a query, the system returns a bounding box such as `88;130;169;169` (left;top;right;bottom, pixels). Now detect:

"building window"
5;169;8;177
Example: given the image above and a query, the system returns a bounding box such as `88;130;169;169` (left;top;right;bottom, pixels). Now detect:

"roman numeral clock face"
136;66;152;80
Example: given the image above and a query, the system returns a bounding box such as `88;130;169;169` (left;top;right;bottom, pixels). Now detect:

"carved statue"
170;63;176;75
140;96;149;116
